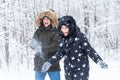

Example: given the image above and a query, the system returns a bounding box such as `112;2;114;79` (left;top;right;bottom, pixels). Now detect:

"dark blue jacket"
48;27;103;80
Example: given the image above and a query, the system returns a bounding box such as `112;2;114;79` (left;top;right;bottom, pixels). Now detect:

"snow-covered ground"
89;54;120;80
0;54;120;80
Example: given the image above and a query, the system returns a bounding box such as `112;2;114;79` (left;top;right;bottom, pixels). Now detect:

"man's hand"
42;62;51;72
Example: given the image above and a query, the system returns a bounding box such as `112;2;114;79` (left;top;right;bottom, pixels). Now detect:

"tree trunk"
3;26;9;67
83;0;90;41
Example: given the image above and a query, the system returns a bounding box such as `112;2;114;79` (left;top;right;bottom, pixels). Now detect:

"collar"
39;25;52;31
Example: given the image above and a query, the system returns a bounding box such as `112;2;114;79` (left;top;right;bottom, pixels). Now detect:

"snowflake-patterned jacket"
48;27;103;80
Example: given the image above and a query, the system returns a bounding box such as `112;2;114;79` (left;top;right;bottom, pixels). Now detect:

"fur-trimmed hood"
35;10;58;27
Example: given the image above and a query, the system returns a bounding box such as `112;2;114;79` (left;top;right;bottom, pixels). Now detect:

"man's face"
61;25;69;36
43;17;51;27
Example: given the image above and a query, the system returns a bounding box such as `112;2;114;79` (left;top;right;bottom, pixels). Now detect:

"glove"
30;39;38;49
42;62;51;72
98;61;108;69
30;38;42;52
35;45;42;52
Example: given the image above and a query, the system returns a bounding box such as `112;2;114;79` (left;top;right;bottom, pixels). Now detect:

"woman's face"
61;25;69;36
43;17;51;27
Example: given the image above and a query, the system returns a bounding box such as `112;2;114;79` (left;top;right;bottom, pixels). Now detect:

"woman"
30;9;61;80
42;15;108;80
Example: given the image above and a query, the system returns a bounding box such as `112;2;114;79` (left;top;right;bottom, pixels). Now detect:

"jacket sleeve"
48;42;65;64
80;33;103;64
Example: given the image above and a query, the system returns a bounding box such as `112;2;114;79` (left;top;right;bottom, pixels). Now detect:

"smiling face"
61;25;69;37
43;17;51;27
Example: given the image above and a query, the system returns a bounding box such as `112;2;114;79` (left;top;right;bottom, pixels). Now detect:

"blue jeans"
35;71;61;80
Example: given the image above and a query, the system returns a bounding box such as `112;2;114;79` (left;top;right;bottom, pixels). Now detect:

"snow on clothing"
30;10;60;72
48;16;103;80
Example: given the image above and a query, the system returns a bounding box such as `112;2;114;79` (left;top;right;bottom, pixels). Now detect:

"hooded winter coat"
48;16;103;80
30;10;60;71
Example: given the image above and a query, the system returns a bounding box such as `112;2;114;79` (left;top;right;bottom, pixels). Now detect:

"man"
30;9;61;80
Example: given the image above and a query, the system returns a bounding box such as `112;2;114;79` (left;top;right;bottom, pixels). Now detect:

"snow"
0;54;120;80
0;0;120;80
89;54;120;80
0;70;34;80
